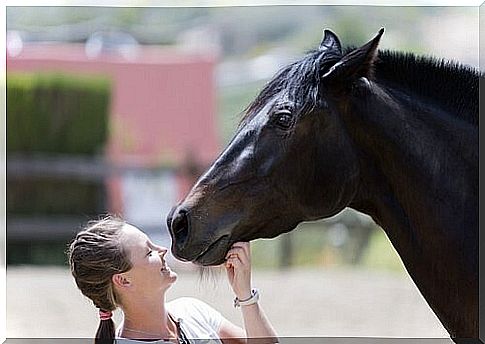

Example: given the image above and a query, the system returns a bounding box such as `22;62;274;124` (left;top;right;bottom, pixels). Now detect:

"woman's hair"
68;215;132;344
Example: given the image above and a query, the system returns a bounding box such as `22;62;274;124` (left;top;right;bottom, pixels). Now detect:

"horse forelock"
239;48;339;128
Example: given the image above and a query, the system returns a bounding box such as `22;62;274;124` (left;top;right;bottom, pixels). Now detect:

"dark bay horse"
167;28;478;339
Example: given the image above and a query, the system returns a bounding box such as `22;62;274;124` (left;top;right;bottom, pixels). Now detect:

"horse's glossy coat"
167;29;479;338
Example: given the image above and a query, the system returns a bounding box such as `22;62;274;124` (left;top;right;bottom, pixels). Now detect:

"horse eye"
273;111;294;130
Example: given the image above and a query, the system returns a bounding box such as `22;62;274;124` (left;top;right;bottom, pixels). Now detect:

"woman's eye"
273;111;294;129
147;250;153;256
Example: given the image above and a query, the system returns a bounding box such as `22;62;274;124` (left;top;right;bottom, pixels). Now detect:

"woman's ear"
112;273;131;289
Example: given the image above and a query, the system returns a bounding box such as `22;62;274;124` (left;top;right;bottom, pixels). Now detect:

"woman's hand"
225;242;252;300
224;242;278;341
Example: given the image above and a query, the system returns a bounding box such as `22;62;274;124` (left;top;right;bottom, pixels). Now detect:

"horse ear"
319;29;342;55
322;28;384;85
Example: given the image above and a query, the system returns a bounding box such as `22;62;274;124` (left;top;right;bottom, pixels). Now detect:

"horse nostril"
170;209;190;249
173;210;188;235
166;206;176;231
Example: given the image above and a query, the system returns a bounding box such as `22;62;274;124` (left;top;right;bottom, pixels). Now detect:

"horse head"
167;29;384;266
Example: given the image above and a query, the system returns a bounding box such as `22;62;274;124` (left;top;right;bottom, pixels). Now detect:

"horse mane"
242;46;480;127
375;50;479;126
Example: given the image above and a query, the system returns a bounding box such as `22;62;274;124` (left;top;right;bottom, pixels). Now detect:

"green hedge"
7;178;105;215
8;240;72;265
7;72;111;216
7;72;111;154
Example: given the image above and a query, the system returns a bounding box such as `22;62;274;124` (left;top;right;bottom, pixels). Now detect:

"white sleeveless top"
115;297;223;344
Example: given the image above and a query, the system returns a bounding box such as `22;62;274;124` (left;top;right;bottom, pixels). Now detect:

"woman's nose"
158;247;168;258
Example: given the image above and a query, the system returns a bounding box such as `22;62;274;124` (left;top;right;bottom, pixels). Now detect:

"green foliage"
251;222;406;273
7;240;71;265
7;72;111;216
217;81;266;144
7;72;111;154
361;228;406;273
7;178;104;216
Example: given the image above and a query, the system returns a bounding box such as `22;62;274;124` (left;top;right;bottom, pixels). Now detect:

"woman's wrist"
235;290;252;300
233;282;252;300
234;288;260;308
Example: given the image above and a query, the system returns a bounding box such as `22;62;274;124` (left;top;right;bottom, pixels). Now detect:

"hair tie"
99;309;113;321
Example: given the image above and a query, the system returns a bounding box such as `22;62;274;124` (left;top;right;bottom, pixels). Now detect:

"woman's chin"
166;270;177;282
160;267;177;285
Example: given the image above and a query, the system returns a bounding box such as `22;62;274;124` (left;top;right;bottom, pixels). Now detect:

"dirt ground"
7;266;450;339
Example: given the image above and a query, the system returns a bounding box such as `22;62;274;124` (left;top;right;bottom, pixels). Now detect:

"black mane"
375;50;479;126
243;47;480;127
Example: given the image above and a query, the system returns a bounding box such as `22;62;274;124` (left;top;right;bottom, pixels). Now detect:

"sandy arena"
6;265;450;339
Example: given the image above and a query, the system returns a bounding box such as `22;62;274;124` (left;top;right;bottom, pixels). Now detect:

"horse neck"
341;83;478;337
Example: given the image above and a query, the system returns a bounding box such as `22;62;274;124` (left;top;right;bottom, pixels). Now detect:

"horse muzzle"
167;205;194;260
167;204;240;265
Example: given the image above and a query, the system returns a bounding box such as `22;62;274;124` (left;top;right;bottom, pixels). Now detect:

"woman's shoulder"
167;297;222;321
167;297;213;312
167;296;199;306
167;297;224;336
116;337;169;344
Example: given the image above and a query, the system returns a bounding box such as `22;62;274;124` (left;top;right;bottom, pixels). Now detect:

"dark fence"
7;72;112;264
6;154;180;265
7;154;179;238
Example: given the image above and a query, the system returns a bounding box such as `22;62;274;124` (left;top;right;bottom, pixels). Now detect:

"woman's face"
119;224;177;294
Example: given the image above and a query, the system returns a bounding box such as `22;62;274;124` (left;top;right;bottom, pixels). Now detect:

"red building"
7;43;220;225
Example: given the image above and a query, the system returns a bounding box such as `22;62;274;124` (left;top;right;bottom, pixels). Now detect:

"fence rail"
7;154;177;181
7;154;179;242
7;216;86;241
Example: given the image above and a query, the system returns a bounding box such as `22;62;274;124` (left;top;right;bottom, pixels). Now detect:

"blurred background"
5;4;478;339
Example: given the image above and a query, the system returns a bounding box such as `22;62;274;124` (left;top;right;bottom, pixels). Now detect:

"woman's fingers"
225;247;249;266
226;256;242;270
225;242;250;261
225;244;252;300
231;242;250;258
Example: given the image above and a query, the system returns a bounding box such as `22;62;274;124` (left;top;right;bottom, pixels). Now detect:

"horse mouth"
193;235;231;266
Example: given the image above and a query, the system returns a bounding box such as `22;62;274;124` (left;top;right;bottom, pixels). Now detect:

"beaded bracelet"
233;288;260;308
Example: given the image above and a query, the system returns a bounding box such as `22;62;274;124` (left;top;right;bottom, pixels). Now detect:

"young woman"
68;216;278;343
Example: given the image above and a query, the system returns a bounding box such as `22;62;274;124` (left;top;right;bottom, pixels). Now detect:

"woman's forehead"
121;224;149;248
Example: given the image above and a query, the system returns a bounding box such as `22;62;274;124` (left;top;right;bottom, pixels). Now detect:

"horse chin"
192;235;231;266
194;254;226;266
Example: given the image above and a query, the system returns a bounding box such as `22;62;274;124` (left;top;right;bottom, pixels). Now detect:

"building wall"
7;44;220;218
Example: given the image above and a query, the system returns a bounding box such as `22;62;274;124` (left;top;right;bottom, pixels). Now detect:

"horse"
166;28;479;340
